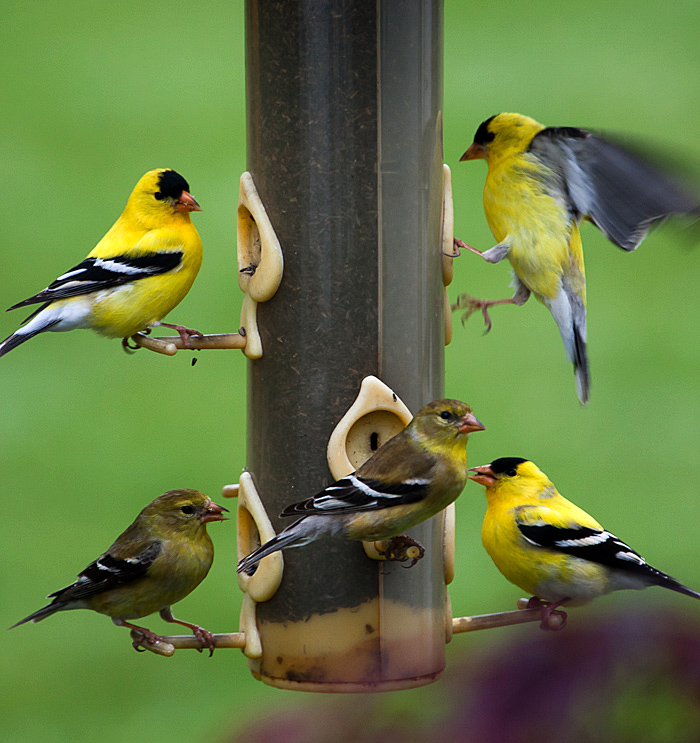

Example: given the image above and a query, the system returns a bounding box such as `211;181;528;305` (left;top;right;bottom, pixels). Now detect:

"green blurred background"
2;1;700;741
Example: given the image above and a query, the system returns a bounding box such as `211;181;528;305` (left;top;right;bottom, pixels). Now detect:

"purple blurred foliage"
229;610;700;743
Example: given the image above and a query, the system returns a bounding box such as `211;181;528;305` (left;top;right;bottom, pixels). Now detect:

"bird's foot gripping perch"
123;611;217;657
158;607;217;656
452;294;518;334
526;596;568;631
115;619;169;653
153;322;204;349
452;238;487;259
122;328;151;354
376;534;426;567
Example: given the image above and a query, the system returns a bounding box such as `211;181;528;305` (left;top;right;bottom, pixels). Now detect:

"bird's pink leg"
153;322;204;349
452;295;519;334
527;596;569;631
159;607;216;656
452;281;529;334
451;238;483;258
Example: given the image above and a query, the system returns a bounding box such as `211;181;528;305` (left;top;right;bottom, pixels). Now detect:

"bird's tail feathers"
544;284;589;404
8;600;64;629
0;315;60;358
662;579;700;601
236;525;309;576
573;323;590;405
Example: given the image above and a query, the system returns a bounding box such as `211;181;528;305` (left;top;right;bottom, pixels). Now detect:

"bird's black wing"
49;541;162;602
279;474;430;517
517;521;670;580
7;252;184;310
529;127;699;251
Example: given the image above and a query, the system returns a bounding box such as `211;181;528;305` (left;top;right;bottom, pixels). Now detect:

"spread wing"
279;474;430;517
529;126;699;251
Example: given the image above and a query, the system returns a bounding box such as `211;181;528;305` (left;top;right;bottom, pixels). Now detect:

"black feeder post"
242;0;448;691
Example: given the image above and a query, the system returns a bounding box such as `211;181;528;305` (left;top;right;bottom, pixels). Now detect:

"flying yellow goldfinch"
11;489;228;655
0;169;203;357
237;399;485;575
457;113;699;403
469;457;700;629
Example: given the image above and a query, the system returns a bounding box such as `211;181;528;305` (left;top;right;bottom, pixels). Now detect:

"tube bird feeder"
240;0;448;692
128;0;561;678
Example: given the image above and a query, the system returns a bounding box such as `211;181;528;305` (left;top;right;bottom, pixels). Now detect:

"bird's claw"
130;628;165;651
177;327;204;350
445;238;468;258
378;535;426;567
527;596;568;631
122;337;141;354
155;323;204;350
452;294;494;334
191;625;216;657
123;328;153;354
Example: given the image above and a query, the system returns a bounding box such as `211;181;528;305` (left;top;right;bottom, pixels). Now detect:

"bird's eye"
154;191;164;201
506;469;517;477
181;505;195;515
440;410;452;420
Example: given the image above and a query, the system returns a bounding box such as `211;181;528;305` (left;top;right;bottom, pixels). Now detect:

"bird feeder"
133;0;557;682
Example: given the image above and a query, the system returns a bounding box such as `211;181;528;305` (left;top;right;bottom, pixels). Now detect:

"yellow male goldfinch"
237;399;485;575
469;457;700;629
457;113;699;403
0;169;203;357
11;489;228;655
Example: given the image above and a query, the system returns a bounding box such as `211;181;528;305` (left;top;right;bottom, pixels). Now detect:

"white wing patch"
615;550;646;565
555;530;612;548
315;475;403;509
96;556;121;573
93;257;147;275
55;267;89;282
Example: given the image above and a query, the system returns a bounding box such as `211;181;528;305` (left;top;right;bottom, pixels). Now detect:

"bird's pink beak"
201;501;229;523
458;413;486;434
460;143;487;161
468;464;497;487
176;191;202;213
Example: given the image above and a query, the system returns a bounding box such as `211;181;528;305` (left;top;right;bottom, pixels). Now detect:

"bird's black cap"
155;170;190;200
473;115;497;145
490;457;528;473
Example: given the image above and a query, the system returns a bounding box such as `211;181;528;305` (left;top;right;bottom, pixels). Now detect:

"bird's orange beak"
176;191;202;213
468;464;497;487
201;501;229;523
458;413;486;434
460;143;487;161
